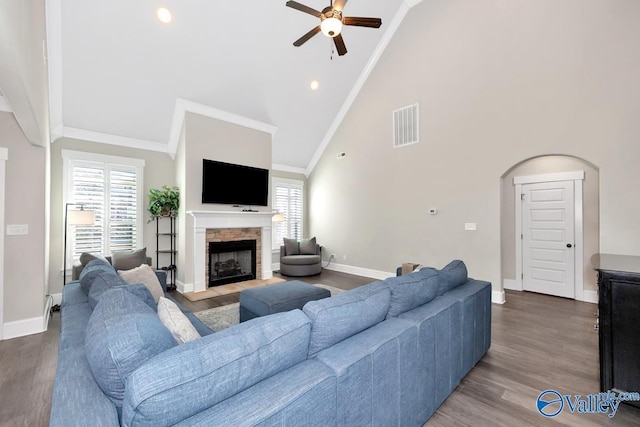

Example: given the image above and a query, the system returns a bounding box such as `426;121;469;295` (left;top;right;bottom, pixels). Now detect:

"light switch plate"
464;222;477;231
7;224;29;235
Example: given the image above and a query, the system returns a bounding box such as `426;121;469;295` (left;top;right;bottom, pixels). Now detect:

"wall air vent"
392;103;419;148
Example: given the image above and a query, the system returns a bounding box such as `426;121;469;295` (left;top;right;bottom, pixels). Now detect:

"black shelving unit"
156;216;177;290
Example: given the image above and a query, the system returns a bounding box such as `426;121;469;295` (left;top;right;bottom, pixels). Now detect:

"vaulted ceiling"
42;0;424;172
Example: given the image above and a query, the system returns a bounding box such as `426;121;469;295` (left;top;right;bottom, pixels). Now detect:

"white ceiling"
52;0;412;171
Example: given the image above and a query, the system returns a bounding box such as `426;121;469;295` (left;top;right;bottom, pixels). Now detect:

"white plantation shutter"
63;150;144;266
273;178;304;249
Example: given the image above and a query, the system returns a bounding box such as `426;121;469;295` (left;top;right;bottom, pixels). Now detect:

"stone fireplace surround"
187;211;275;293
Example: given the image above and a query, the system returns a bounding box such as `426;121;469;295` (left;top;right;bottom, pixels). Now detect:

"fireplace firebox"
208;240;257;287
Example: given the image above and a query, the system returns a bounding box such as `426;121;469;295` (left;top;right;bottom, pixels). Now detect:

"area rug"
182;277;286;302
194;284;345;332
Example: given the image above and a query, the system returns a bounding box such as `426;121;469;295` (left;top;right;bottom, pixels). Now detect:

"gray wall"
0;112;47;322
176;112;272;287
48;137;176;295
307;0;640;293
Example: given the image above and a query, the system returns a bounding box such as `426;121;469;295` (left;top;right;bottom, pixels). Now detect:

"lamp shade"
272;213;285;223
321;17;342;37
67;209;95;226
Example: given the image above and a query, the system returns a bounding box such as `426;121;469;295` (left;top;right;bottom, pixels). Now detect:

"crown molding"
271;163;307;175
305;0;422;176
61;127;169;153
0;96;11;113
46;0;63;139
167;98;278;159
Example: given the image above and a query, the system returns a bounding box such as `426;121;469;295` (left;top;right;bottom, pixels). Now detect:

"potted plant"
148;185;180;221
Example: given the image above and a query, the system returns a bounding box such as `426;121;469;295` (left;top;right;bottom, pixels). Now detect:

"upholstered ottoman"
239;281;331;322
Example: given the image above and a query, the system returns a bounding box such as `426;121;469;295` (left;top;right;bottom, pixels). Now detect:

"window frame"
271;177;304;251
62;150;145;269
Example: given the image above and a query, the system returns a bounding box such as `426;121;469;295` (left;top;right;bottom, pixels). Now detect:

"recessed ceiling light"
310;80;319;90
157;7;172;24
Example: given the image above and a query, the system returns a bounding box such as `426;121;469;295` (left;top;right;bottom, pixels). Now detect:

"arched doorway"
500;155;599;302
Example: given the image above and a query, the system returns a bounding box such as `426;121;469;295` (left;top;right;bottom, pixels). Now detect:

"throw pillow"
111;247;147;271
384;268;439;318
79;252;109;266
283;238;300;255
437;260;468;296
299;237;317;255
85;288;176;410
88;271;155;311
303;281;391;357
157;297;201;344
118;264;164;303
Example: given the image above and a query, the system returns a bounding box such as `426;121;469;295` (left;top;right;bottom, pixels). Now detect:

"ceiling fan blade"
286;1;322;18
333;0;348;11
333;33;347;56
293;26;321;47
343;16;382;28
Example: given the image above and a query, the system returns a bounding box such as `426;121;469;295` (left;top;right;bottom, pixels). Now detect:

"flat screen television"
202;159;269;206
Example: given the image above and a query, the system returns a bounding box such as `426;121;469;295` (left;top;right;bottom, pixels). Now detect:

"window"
62;150;145;267
272;177;304;250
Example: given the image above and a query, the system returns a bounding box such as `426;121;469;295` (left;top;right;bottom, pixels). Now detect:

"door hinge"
521;193;525;200
521;233;523;239
521;273;524;279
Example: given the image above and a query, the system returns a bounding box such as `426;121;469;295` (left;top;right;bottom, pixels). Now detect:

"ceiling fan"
286;0;382;56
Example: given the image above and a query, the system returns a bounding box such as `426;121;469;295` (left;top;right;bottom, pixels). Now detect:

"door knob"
566;243;573;248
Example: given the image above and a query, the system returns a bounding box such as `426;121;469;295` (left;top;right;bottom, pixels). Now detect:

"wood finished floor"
1;271;639;426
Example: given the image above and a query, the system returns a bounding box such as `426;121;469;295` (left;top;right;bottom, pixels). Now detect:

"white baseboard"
323;262;393;281
492;290;506;304
580;290;598;304
175;280;192;294
3;316;47;339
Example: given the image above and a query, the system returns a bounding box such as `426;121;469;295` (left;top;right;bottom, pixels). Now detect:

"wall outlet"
7;224;29;235
330;253;336;259
342;254;347;261
464;222;477;231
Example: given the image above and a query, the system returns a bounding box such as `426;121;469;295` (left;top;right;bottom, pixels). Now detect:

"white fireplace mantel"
187;210;276;293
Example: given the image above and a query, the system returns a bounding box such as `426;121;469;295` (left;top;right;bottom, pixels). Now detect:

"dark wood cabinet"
592;253;640;408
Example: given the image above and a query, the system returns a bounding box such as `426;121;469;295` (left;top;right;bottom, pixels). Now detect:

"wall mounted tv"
202;159;269;207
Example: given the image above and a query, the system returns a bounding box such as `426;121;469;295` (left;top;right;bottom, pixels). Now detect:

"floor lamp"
63;203;95;287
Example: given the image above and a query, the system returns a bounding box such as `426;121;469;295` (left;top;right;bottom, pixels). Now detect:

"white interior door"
522;181;575;298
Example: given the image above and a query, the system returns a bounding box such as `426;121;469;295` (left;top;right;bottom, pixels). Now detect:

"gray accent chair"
280;241;322;277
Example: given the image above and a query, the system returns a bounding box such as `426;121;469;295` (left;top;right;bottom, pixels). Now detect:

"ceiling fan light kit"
321;13;343;37
286;0;382;56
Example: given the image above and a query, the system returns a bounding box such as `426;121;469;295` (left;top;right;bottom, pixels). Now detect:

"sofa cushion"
111;247;147;271
283;238;300;255
118;264;164;303
88;272;155;311
299;237;317;255
303;281;391;357
157;297;201;344
79;258;116;294
384;268;439;318
437;260;468;296
122;310;311;426
280;254;322;266
85;288;176;411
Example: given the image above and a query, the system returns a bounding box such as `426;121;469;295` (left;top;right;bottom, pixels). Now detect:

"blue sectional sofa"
50;259;491;426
